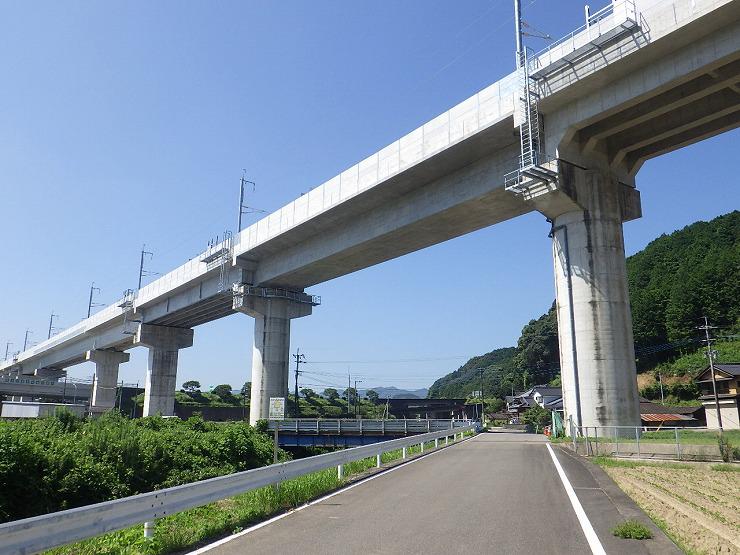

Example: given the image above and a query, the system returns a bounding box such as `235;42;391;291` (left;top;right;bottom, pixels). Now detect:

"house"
506;386;563;417
694;363;740;430
638;398;705;427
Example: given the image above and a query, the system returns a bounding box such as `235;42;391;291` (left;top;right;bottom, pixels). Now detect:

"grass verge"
45;434;468;555
710;463;740;472
612;519;652;540
591;456;691;470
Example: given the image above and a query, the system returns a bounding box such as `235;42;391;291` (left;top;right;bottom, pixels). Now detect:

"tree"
323;388;339;401
212;384;235;401
343;387;358;404
300;388;315;399
365;390;380;403
522;404;551;433
240;382;251;397
182;380;201;393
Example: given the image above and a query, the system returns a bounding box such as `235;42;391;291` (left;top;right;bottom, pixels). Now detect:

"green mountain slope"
428;211;740;399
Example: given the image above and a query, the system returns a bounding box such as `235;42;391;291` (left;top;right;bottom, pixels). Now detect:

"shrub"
0;412;278;523
612;519;653;540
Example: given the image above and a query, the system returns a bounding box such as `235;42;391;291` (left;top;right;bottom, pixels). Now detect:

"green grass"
554;429;740;446
612;519;653;540
710;463;740;472
44;433;466;555
591;456;691;470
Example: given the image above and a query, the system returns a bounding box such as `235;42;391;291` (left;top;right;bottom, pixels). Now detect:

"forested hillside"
428;211;740;400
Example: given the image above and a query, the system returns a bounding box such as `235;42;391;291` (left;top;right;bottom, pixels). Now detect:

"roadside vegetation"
612;519;653;540
594;457;740;554
0;412;277;524
43;433;469;554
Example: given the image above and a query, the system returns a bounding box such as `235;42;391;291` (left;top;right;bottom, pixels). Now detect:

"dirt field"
603;462;740;554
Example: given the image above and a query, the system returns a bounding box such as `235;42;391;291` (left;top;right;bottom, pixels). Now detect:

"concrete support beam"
134;324;194;417
85;350;130;414
233;288;313;425
538;164;641;430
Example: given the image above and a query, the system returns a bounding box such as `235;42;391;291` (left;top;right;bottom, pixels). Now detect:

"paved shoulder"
198;434;590;555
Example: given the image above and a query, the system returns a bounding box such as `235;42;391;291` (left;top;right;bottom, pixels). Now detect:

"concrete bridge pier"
233;286;314;424
532;163;642;431
134;324;194;417
85;349;130;414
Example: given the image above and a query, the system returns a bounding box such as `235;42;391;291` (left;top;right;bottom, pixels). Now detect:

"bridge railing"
268;418;473;435
0;424;476;554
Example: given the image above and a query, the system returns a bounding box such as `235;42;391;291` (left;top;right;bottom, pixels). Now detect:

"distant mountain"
357;386;429;399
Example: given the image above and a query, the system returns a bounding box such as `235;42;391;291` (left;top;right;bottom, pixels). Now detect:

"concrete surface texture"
193;433;680;555
546;166;642;429
233;293;312;424
1;0;738;426
85;350;130;414
134;324;194;417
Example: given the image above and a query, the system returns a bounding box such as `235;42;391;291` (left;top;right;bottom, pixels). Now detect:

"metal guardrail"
0;425;475;554
268;418;473;435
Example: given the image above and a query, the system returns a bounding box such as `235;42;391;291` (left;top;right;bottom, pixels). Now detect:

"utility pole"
479;368;485;424
4;342;12;360
354;379;363;418
87;282;102;318
699;316;723;431
658;371;665;404
47;311;60;339
292;348;306;418
514;0;523;68
347;370;351;419
23;329;32;351
238;171;257;233
138;244;154;289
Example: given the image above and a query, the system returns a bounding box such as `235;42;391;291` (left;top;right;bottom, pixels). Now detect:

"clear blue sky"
1;1;737;393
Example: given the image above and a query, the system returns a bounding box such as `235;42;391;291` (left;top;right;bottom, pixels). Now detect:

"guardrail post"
144;521;155;539
376;454;381;468
420;441;425;453
636;426;640;459
402;446;407;459
675;428;681;460
434;438;439;449
337;464;343;480
445;435;448;445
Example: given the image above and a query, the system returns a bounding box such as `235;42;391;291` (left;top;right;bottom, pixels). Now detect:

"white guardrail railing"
0;425;476;554
269;418;472;434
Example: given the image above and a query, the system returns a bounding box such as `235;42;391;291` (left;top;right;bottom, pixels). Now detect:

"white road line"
546;443;606;555
187;435;476;554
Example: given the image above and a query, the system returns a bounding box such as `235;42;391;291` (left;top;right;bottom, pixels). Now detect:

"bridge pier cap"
134;324;194;417
86;350;130;415
232;285;315;425
529;163;642;430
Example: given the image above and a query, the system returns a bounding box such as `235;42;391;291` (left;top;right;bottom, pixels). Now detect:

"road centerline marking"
546;443;606;555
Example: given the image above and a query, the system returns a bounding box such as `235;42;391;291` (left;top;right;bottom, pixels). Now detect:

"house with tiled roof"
694;363;740;430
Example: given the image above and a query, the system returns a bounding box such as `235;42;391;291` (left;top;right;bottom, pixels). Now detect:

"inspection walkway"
189;433;680;555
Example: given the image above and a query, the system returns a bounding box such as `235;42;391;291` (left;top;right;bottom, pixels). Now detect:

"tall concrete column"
85;349;130;414
233;286;315;424
133;324;194;417
532;163;642;430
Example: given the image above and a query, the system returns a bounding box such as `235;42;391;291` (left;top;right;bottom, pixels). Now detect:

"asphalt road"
193;433;679;555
